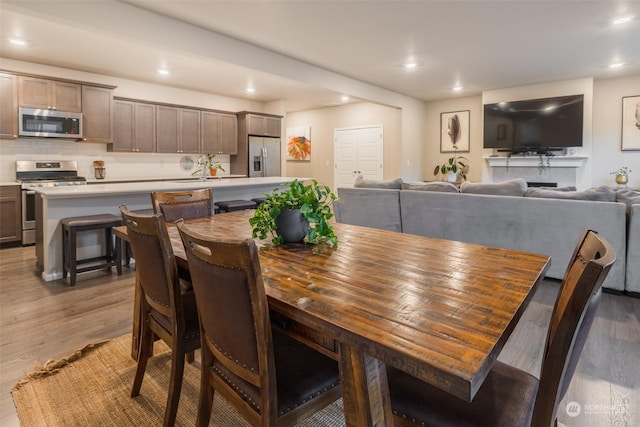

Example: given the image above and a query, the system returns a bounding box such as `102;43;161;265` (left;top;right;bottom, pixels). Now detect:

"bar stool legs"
61;214;123;286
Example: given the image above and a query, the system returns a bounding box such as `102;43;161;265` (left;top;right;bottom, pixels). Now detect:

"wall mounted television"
483;94;584;153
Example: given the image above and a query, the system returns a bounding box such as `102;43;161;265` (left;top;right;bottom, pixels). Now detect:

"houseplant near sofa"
611;166;632;187
434;114;468;182
249;179;338;245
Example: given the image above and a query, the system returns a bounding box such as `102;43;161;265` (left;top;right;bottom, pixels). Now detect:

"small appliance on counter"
93;160;106;179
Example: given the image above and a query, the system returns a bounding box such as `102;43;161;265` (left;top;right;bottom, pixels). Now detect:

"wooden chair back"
151;188;212;222
120;205;181;320
120;205;201;427
532;229;615;426
177;220;280;424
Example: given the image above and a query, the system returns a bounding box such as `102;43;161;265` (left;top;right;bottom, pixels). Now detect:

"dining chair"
176;220;343;427
120;206;201;427
387;229;615;427
150;188;213;222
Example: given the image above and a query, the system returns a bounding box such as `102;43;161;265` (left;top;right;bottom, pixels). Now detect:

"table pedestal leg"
339;342;394;427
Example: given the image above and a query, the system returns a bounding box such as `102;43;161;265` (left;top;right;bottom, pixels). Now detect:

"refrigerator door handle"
262;146;267;158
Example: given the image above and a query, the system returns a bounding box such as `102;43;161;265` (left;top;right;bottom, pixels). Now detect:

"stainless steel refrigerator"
249;136;281;177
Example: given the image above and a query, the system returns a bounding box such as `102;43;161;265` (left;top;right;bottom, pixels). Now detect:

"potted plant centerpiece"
249;179;338;245
192;154;225;178
434;114;468;183
611;166;632;187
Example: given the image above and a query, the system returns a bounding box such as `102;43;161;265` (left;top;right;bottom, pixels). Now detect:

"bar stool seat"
215;200;257;213
61;213;122;286
251;197;266;207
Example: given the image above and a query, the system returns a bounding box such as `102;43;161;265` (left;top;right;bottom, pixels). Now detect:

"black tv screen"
483;94;584;152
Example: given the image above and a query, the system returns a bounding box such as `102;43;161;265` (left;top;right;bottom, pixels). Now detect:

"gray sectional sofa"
334;179;640;295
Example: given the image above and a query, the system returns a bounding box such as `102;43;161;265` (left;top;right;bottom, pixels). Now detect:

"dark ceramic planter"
275;209;309;243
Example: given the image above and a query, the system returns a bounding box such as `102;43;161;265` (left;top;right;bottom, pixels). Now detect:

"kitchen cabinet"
81;85;114;143
0;73;18;139
247;113;281;137
201;111;238;155
232;112;282;176
0;185;21;244
111;99;156;152
156;106;201;153
18;76;82;112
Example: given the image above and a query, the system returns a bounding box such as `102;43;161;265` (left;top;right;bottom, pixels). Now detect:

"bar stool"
251;197;266;207
61;213;122;286
214;200;257;213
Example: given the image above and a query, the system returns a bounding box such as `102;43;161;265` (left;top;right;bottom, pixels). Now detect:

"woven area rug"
12;334;345;426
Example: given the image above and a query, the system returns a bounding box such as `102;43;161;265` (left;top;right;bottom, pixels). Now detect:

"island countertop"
35;176;308;282
34;176;303;199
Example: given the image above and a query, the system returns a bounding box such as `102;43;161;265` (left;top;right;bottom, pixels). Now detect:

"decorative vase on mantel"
274;209;309;243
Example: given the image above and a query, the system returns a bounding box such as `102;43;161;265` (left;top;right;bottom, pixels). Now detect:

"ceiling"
1;1;639;112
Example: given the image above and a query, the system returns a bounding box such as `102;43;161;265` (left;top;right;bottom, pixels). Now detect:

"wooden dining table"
116;209;550;426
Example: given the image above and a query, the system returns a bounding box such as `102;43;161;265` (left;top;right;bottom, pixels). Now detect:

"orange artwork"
287;134;311;160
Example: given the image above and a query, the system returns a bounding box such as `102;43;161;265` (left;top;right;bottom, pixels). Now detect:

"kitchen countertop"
33;176;304;199
85;174;247;184
0;182;20;186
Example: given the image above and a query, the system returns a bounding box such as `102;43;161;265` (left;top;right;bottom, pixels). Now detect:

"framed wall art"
286;126;311;160
621;95;640;151
440;110;470;153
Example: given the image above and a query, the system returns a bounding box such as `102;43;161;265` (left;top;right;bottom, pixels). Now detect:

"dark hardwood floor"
0;245;638;426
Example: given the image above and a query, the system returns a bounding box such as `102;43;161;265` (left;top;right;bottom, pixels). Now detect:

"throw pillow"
616;188;640;210
533;186;577;191
354;176;403;189
525;185;616;202
401;181;459;193
460;178;527;196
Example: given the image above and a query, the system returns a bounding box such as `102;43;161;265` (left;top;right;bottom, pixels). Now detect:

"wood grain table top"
155;210;550;402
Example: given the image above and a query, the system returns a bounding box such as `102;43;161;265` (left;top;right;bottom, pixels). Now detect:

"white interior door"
334;125;383;188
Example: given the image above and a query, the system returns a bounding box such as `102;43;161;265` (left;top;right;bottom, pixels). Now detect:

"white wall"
423;76;640;189
285;102;402;190
592;75;640;188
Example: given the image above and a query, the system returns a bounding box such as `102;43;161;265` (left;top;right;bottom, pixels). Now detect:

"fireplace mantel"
484;155;588;168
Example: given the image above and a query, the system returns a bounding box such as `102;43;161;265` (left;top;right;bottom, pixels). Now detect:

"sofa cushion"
525;185;616;202
354;176;403;189
401;181;459;193
460;178;527;196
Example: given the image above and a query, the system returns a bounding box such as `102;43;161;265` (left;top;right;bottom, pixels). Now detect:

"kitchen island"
35;177;305;282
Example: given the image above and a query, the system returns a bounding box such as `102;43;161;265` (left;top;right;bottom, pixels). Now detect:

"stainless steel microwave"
18;107;83;138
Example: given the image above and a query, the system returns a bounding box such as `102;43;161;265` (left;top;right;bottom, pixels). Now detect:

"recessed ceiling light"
9;38;27;46
341;95;349;102
610;62;624;69
613;16;633;25
453;85;463;92
157;68;170;76
246;87;255;93
404;62;417;70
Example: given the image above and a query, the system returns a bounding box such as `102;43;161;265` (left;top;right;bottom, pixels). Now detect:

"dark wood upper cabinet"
201;111;237;155
111;100;156;152
18;76;82;112
157;106;201;153
247;113;281;137
81;85;113;143
0;73;18;139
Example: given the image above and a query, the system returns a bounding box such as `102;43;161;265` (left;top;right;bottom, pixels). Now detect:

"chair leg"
196;344;214;427
131;320;152;397
163;344;186;427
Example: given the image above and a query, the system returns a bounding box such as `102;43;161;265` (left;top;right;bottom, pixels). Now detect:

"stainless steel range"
16;160;87;245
